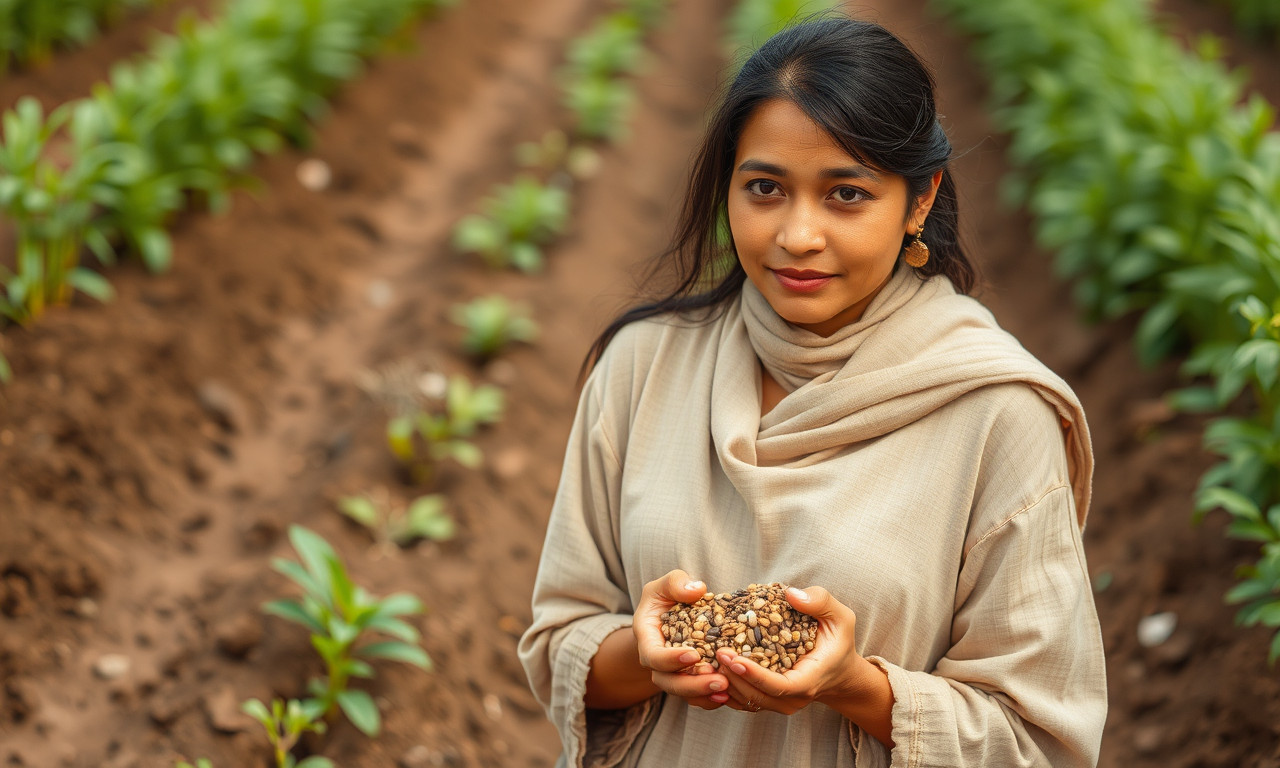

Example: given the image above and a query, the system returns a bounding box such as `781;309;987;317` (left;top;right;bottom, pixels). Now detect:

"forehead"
734;98;856;165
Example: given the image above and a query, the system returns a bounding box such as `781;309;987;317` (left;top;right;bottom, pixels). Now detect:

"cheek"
727;201;771;256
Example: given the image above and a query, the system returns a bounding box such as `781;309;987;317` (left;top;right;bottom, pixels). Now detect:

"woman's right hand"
632;570;731;710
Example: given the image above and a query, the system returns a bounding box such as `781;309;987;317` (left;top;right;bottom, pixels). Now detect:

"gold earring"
904;229;929;268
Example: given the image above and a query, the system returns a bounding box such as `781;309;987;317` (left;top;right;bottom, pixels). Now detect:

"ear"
910;170;945;231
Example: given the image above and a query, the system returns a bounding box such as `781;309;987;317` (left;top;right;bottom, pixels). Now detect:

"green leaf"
296;759;335;768
336;689;380;737
289;526;339;586
136;227;172;273
372;592;425;619
0;352;11;384
262;599;326;635
240;698;273;730
338;496;380;530
1196;486;1262;521
358;640;433;669
446;440;483;469
67;268;115;303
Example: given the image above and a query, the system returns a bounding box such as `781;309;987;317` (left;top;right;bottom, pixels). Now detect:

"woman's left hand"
714;585;873;715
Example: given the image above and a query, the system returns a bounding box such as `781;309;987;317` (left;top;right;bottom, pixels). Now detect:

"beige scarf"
738;267;1093;527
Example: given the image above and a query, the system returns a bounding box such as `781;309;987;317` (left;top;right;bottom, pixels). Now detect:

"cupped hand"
714;585;871;715
633;569;731;710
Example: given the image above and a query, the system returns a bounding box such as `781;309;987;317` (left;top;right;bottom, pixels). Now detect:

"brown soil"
0;0;1277;766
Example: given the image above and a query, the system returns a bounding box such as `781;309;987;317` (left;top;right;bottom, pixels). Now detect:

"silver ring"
745;699;761;712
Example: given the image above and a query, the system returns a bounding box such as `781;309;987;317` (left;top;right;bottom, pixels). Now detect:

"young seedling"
452;175;569;272
175;760;215;768
564;75;633;143
386;374;504;483
450;295;539;361
240;698;334;768
338;490;456;547
264;526;433;738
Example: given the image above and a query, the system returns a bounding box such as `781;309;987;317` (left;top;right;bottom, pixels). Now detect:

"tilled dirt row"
0;0;731;765
3;0;1280;766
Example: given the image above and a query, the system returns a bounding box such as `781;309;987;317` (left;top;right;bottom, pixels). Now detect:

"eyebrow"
736;159;882;181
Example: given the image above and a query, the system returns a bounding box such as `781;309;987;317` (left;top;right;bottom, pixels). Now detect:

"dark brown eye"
833;186;865;203
748;180;781;196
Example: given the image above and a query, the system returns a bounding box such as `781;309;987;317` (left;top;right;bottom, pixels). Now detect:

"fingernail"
787;587;809;602
683;580;704;591
710;692;729;703
680;651;699;664
709;681;724;692
731;663;746;675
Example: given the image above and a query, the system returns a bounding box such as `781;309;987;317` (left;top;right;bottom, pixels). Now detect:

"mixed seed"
661;582;818;673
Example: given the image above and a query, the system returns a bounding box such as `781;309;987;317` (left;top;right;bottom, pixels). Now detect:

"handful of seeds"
660;582;818;673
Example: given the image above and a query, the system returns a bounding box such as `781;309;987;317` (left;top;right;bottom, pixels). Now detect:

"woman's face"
728;98;939;336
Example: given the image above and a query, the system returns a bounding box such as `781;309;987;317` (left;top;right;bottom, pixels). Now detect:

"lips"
770;267;835;293
773;268;832;280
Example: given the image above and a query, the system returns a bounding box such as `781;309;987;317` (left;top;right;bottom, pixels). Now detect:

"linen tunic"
518;268;1107;767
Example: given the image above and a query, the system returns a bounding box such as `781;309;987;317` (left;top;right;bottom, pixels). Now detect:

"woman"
519;15;1107;768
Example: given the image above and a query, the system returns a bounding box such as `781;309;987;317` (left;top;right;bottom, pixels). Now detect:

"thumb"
787;585;845;621
661;569;707;603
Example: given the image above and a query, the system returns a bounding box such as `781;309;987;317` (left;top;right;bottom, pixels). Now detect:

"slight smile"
771;267;835;293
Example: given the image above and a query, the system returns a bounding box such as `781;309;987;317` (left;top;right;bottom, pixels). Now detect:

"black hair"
584;15;973;374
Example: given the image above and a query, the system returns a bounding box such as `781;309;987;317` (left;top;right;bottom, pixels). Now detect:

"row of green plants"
932;0;1280;661
0;0;457;378
452;0;667;273
0;0;157;73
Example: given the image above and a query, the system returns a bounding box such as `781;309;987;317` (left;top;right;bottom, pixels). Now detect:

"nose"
775;201;825;256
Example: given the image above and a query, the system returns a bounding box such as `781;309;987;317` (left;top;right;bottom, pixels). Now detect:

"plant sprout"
338;491;456;547
264;526;433;738
452;175;569;272
240;698;334;768
386;374;504;483
450;295;538;361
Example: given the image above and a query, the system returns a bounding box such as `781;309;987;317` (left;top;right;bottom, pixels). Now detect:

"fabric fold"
739;267;1093;528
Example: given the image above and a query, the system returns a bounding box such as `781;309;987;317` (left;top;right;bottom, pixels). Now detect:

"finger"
652;669;729;701
787;585;852;624
658;570;709;604
641;645;707;674
716;648;792;700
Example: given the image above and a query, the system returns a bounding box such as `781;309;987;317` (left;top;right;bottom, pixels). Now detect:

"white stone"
1137;611;1177;648
296;158;332;191
93;653;130;680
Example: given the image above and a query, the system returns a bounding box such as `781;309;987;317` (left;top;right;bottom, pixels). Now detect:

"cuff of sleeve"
554;613;660;768
847;719;890;768
866;655;953;768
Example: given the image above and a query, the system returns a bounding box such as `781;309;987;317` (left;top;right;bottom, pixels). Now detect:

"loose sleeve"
517;354;658;767
852;484;1106;767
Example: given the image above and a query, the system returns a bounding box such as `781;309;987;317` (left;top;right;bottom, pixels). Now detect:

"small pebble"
296;158;332;191
93;654;130;680
1137;612;1177;648
483;693;502;721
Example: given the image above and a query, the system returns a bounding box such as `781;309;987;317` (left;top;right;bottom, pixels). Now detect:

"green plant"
0;97;115;323
264;525;433;737
240;698;334;768
387;374;504;482
452;175;569;272
338;491;456;546
175;760;214;768
0;0;458;363
450;294;538;360
929;0;1280;660
0;0;154;73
